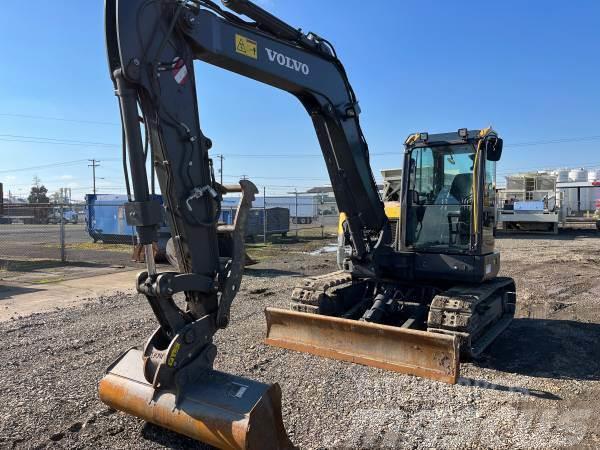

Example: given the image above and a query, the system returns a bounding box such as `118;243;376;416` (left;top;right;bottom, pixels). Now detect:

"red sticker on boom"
172;57;188;85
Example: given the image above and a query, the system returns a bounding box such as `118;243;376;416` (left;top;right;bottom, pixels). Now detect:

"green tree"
28;177;50;204
28;176;50;223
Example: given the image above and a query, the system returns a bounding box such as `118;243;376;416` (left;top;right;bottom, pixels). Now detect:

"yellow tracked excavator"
102;0;515;448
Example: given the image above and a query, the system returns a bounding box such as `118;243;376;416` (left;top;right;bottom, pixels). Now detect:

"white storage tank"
557;169;570;182
556;169;569;212
568;168;588;182
567;187;579;213
588;169;600;182
568;169;589;211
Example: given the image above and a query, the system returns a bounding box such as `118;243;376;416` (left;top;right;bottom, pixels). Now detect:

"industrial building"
497;168;600;232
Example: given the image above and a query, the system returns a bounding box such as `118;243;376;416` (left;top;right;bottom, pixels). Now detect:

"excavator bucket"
265;308;459;384
99;348;293;450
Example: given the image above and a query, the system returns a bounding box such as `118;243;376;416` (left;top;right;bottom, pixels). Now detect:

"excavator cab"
399;128;503;283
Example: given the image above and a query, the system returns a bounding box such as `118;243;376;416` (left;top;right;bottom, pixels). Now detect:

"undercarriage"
264;271;516;383
290;271;516;357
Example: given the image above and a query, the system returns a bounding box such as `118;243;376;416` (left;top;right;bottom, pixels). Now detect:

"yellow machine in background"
337;169;402;269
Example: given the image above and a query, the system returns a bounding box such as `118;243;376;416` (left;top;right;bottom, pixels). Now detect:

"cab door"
481;159;496;253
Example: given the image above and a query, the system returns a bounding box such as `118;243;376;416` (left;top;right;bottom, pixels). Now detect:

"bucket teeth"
98;349;294;450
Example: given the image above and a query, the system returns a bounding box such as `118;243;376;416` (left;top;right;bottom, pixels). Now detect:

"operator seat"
448;173;473;245
449;173;473;204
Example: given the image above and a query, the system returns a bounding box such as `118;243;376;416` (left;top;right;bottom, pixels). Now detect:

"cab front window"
405;144;476;252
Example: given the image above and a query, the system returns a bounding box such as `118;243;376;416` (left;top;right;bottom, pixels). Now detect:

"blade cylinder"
265;307;459;384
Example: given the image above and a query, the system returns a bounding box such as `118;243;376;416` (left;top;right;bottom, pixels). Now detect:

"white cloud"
60;175;74;180
5;175;17;181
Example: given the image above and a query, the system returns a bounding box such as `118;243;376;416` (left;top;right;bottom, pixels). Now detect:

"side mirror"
486;137;503;162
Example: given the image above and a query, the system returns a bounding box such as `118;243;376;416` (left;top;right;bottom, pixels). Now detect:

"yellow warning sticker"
167;342;181;367
235;34;257;59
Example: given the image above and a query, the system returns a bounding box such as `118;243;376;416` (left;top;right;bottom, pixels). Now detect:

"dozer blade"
98;349;293;450
265;308;459;384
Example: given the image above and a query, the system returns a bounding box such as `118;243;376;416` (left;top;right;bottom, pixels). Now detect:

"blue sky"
1;0;599;200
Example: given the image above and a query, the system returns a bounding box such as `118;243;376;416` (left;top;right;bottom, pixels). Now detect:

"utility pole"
88;159;101;195
288;188;299;236
295;188;299;236
263;186;267;244
216;154;224;185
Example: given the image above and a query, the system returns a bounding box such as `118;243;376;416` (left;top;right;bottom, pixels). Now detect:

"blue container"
219;208;238;225
85;194;169;244
85;195;289;244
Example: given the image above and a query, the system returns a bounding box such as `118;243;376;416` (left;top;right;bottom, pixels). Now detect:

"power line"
3;111;596;148
228;174;329;181
1;131;599;156
221;178;325;189
0;113;119;126
506;135;600;147
0;134;118;148
0;158;121;174
0;159;89;174
213;136;600;159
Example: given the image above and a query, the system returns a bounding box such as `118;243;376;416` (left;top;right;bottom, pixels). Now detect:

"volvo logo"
265;48;310;75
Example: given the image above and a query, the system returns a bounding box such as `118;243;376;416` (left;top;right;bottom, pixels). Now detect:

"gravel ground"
1;230;599;449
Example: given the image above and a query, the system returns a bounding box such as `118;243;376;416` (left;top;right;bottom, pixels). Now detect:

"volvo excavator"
101;1;516;448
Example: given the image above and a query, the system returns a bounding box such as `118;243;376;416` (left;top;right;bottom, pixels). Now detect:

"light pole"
216;154;224;185
88;159;101;194
288;188;299;236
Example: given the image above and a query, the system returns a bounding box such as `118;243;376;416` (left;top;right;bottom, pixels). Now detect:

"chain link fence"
0;203;142;277
0;192;341;276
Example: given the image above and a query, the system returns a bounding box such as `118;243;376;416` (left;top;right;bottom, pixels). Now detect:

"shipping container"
251;196;317;224
85;194;170;244
245;207;290;240
86;194;289;244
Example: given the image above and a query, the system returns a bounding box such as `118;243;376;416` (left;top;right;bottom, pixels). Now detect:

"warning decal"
235;34;257;59
172;57;188;85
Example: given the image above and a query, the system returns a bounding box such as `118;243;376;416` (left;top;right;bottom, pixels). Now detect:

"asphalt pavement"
0;223;137;268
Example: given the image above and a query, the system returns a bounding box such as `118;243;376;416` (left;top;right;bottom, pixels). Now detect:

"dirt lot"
0;230;599;449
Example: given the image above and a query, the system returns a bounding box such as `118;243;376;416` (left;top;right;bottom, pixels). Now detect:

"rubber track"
427;276;516;357
290;271;352;313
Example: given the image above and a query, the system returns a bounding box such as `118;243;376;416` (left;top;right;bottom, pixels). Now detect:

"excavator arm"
100;1;388;448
